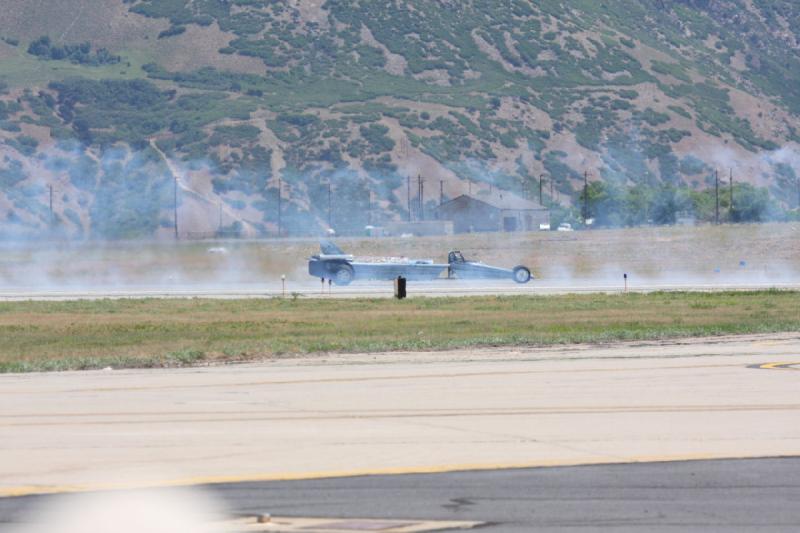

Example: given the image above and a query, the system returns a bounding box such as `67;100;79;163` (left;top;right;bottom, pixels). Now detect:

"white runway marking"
1;281;798;300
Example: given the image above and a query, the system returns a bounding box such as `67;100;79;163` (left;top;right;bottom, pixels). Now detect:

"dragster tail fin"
320;240;345;255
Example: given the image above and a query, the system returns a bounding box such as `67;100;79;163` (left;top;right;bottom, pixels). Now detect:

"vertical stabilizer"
320;240;345;255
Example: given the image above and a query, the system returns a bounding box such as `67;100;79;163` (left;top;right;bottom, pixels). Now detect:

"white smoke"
13;488;226;533
1;131;799;294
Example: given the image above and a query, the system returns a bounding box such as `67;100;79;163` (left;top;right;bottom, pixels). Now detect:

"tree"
27;36;51;57
649;185;691;225
580;181;625;227
688;189;715;222
730;183;779;222
622;184;653;226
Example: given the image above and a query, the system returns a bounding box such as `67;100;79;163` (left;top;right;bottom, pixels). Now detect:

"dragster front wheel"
512;266;531;284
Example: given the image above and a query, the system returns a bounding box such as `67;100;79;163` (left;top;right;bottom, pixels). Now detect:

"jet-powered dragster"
308;241;532;285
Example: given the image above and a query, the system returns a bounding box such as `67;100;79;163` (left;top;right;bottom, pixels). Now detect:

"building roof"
438;190;546;211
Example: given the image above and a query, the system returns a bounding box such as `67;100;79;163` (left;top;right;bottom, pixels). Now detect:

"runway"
1;333;799;530
2;333;799;493
1;280;799;300
4;458;800;532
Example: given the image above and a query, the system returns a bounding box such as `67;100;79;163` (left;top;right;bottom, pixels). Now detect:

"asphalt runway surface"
4;458;800;532
2;333;799;531
1;280;799;300
209;457;800;531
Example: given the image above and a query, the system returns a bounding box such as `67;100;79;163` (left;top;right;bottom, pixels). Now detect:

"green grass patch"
0;46;151;88
0;291;798;373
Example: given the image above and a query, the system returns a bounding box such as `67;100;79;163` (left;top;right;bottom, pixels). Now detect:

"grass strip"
0;290;798;373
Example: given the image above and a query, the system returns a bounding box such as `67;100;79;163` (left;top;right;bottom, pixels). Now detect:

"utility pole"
48;184;53;224
367;188;372;226
173;176;179;240
407;175;412;221
277;177;282;237
327;181;332;229
729;168;734;220
550;176;554;200
539;174;545;205
795;176;800;209
583;170;589;222
715;169;720;225
418;175;424;221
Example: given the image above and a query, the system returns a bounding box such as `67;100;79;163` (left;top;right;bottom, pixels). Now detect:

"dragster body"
308;241;532;285
446;250;531;283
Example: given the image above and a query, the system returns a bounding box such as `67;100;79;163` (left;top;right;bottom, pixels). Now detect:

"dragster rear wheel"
333;264;355;285
512;266;531;284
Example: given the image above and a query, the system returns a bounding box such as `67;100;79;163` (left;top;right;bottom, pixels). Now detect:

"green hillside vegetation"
27;36;121;66
0;0;799;238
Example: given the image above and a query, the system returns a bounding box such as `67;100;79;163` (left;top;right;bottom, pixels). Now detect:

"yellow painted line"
755;362;800;370
1;452;793;499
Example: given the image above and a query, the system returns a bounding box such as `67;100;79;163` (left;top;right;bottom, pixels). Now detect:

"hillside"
0;0;799;239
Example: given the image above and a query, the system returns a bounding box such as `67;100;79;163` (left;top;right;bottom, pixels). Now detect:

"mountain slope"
0;0;798;238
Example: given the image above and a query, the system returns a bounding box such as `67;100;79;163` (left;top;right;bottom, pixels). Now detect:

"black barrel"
394;276;407;299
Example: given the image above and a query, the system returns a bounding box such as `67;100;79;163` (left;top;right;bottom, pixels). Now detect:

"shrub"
27;35;120;65
158;26;186;39
359;123;395;153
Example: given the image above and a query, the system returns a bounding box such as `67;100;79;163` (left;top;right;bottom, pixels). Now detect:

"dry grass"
1;291;798;372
